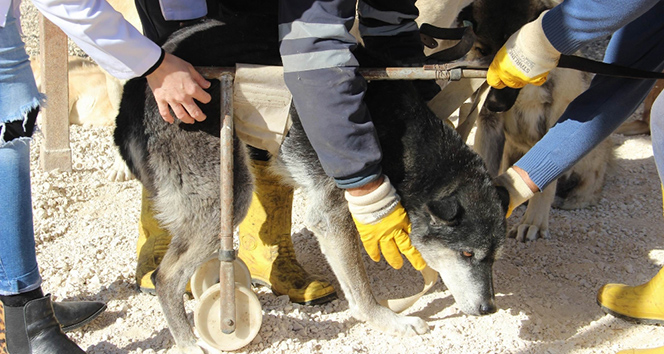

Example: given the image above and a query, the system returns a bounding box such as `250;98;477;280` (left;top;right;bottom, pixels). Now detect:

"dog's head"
406;170;508;315
363;58;510;318
377;102;509;315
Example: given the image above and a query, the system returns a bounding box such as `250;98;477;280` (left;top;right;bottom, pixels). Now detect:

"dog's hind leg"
154;240;213;354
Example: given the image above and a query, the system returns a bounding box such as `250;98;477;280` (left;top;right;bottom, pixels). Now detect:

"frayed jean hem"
0;95;42;148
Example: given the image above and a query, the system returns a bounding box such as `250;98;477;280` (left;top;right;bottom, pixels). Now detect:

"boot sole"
60;303;108;332
297;292;338;306
598;300;664;326
252;279;338;306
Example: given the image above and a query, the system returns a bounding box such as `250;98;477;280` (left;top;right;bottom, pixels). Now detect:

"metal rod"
218;73;236;334
196;66;487;81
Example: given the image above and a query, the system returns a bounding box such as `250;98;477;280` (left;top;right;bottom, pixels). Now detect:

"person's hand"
487;10;560;89
345;175;427;270
146;52;212;124
493;167;536;217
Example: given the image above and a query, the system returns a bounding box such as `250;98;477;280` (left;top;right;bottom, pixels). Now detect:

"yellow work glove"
493;167;535;218
345;176;427;271
487;10;561;89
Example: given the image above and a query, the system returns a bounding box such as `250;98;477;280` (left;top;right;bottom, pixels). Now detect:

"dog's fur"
455;0;614;241
30;56;120;127
114;11;509;352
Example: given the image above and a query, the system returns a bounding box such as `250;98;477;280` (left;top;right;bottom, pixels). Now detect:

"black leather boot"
0;295;86;353
52;300;106;332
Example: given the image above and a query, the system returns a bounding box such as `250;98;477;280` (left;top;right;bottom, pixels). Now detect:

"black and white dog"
114;11;508;353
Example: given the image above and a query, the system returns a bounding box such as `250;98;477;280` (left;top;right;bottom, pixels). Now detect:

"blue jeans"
0;1;43;295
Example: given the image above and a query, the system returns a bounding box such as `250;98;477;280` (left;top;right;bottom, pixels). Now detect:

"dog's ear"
494;186;511;216
426;196;464;227
486;87;521;112
456;3;475;27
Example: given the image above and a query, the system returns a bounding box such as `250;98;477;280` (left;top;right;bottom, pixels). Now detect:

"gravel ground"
18;2;664;354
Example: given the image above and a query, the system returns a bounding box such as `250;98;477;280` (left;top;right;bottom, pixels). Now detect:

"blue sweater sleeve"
542;0;661;54
516;1;664;190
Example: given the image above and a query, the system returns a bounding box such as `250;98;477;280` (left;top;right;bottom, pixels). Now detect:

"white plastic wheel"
194;282;262;351
191;255;252;300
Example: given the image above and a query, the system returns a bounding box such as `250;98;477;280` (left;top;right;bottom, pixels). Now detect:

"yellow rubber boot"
597;266;664;325
617;346;664;354
238;160;337;305
136;188;190;295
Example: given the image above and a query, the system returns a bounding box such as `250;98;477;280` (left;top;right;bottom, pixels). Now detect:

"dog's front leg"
509;181;556;241
316;214;429;336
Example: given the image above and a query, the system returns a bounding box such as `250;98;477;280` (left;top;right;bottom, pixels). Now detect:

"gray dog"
114;13;508;353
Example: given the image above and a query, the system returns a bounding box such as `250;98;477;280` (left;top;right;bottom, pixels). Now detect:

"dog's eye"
462;251;473;258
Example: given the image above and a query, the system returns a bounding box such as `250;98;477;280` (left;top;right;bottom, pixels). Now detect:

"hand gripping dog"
345;175;427;271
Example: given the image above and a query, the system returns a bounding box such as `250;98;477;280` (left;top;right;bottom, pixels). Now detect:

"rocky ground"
18;1;664;353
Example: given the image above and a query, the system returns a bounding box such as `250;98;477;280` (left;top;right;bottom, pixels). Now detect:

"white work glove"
493;167;535;217
345;176;427;270
487;10;561;89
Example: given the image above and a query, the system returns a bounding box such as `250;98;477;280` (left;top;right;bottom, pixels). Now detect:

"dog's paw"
396;315;430;336
364;309;429;336
105;154;134;182
508;222;550;242
509;192;552;242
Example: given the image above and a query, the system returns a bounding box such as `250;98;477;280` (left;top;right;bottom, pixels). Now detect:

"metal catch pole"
196;65;487;83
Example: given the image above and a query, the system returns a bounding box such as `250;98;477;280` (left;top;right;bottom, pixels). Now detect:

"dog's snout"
479;302;497;315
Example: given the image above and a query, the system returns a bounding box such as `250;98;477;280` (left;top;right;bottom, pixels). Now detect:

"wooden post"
38;14;71;172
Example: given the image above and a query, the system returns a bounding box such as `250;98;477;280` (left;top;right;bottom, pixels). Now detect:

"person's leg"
595;10;664;352
358;0;440;101
0;136;83;354
599;81;664;325
237;148;336;305
0;119;41;298
0;6;104;351
597;27;664;354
